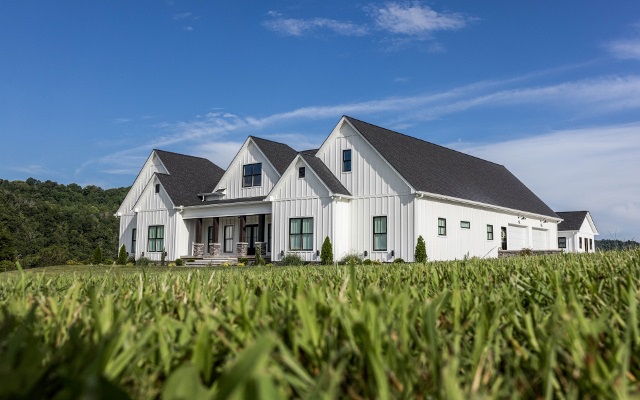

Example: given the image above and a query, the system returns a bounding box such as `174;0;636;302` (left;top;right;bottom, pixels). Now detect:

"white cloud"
11;164;48;175
173;12;192;20
607;38;640;60
455;123;640;240
263;16;368;37
371;2;469;36
189;141;246;169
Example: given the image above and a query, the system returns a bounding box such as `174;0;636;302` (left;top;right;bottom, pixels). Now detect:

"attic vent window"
155;184;160;193
342;149;352;172
460;221;470;229
298;167;305;178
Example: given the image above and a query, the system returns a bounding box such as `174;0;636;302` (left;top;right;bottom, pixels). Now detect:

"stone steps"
184;257;238;267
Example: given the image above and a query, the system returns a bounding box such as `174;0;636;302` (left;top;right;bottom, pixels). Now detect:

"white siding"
334;200;351;261
415;197;558;261
214;140;281;200
135;209;178;261
117;152;167;215
532;228;548;250
315;121;411;197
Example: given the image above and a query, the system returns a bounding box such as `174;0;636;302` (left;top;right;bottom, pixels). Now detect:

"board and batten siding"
117;152;167;215
316;121;411;198
214;140;281;200
415;197;557;261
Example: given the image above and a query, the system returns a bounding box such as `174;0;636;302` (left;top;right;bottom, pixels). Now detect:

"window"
224;225;233;253
147;225;164;252
242;163;262;187
299;167;305;178
461;221;471;229
208;226;214;244
590;238;593;250
290;218;313;251
373;216;387;251
438;218;447;236
558;237;567;248
131;228;137;254
267;223;272;252
342;149;352;172
579;237;582;249
155;184;160;193
487;225;494;240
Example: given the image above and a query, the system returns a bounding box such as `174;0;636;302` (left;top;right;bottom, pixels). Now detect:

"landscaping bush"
280;253;304;266
136;257;152;267
117;244;128;265
255;245;265;266
362;259;373;265
103;258;115;265
414;235;427;264
92;246;103;265
127;255;136;264
175;258;184;266
393;258;405;264
320;236;333;265
339;253;363;265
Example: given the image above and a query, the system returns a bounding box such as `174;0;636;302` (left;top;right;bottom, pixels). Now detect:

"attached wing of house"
556;211;599;253
118;116;564;263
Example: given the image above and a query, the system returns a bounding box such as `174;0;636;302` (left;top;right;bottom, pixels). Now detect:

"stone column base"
236;242;248;257
192;243;204;258
209;243;221;256
255;242;267;256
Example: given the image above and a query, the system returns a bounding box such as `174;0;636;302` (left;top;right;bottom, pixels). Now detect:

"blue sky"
1;1;640;240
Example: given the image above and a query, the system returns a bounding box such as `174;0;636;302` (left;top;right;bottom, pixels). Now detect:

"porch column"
192;218;204;257
210;217;221;256
256;214;266;256
237;215;248;257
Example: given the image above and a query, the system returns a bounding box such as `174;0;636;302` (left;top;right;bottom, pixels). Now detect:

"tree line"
0;178;128;269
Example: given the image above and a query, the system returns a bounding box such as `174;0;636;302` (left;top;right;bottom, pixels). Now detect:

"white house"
117;116;562;263
556;211;599;253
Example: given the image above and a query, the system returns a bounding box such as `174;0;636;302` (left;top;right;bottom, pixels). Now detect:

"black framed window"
373;216;387;251
267;223;272;252
290;218;313;251
589;238;593;250
147;225;164;252
298;167;305;178
242;163;262;187
461;221;470;229
558;237;567;248
131;228;137;254
224;225;233;253
579;237;582;249
487;225;494;240
438;218;446;236
342;149;352;172
155;184;160;193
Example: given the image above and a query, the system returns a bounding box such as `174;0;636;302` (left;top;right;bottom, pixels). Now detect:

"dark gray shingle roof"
251;136;298;175
345;116;558;218
300;150;351;196
154;150;225;207
556;211;589;231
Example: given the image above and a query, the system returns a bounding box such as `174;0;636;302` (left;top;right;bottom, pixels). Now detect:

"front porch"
182;213;273;260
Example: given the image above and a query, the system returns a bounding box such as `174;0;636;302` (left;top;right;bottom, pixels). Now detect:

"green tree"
0;225;16;261
321;236;333;265
414;235;427;264
93;246;103;265
117;244;128;265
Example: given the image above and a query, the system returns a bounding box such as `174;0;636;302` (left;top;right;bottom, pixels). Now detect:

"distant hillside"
0;178;129;268
596;239;640;251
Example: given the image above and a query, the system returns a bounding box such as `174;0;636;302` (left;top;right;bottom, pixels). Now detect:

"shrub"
187;259;195;263
415;235;427;264
103;258;114;265
0;260;16;272
175;258;184;267
280;253;304;266
363;259;373;265
255;245;265;266
520;248;533;257
321;237;333;265
92;246;103;265
339;253;363;265
393;258;406;264
125;262;134;267
136;257;152;267
127;256;136;264
265;263;274;267
239;258;249;264
117;245;128;265
160;250;167;266
237;263;245;267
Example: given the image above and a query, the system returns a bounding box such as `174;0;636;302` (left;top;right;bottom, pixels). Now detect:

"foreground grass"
1;251;639;399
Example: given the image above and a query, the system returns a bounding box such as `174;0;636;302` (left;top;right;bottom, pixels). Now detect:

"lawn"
1;251;639;399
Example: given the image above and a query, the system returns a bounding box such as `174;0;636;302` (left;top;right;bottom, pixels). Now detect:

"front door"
246;225;258;255
501;227;507;250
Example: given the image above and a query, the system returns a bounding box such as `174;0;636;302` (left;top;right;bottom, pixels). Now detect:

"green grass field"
1;251;639;399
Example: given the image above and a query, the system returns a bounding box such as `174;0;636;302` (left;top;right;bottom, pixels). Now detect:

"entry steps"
184;257;238;267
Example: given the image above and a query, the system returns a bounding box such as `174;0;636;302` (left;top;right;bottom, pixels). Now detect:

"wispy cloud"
370;2;470;36
455;123;640;240
263;12;368;37
173;12;192;20
607;38;640;60
11;164;48;175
